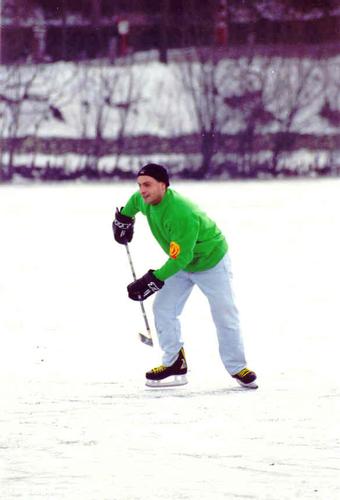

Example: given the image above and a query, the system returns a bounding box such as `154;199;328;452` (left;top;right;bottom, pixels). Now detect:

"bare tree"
0;63;75;180
219;55;274;175
177;48;228;177
177;47;331;178
318;56;340;174
319;56;340;127
261;57;326;173
0;64;45;180
177;47;273;178
73;57;144;175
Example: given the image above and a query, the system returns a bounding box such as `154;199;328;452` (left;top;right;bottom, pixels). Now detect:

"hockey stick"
125;243;153;346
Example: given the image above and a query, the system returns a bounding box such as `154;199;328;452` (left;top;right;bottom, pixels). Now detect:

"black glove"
127;270;164;301
112;207;134;244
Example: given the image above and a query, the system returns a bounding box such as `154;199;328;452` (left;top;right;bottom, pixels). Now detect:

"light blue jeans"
153;254;247;376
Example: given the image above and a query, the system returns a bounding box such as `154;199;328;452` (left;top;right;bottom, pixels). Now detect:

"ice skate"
232;368;258;389
145;348;188;387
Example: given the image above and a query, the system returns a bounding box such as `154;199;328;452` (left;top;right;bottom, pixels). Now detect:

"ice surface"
0;179;340;499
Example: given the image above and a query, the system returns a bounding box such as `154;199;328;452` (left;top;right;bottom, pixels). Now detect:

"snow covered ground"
1;178;340;500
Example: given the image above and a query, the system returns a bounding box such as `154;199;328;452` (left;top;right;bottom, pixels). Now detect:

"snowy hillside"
1;55;339;140
1;178;340;499
2;52;339;180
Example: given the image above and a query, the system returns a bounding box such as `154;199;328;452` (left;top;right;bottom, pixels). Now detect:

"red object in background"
117;19;129;56
214;0;228;46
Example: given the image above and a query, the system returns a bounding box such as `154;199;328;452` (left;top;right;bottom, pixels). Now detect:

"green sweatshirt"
121;188;228;281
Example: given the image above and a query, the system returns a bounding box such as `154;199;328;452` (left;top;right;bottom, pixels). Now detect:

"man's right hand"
112;208;135;244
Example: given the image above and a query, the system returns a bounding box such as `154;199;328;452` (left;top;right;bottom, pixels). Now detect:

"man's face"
137;175;166;205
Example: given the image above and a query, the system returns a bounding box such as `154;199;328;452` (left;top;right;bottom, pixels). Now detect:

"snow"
1;178;340;499
6;149;339;181
1;56;339;141
4;152;200;176
2;56;338;177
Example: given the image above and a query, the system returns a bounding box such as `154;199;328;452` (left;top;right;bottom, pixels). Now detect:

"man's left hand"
127;270;164;301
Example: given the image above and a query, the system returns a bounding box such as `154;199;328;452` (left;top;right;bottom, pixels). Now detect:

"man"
113;163;257;389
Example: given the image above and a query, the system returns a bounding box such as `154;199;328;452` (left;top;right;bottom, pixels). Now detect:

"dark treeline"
2;0;339;63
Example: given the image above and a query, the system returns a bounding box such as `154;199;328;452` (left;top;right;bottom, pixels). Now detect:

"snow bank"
1;55;339;140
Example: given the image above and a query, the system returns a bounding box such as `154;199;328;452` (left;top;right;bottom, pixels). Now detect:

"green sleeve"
153;214;200;281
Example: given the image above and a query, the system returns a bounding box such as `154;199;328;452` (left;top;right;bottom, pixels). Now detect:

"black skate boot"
232;368;258;389
145;348;188;387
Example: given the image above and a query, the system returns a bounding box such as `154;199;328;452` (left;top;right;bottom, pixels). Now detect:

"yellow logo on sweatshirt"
170;241;181;259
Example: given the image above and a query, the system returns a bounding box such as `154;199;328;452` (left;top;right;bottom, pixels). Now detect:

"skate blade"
145;375;188;388
139;333;153;346
235;379;258;389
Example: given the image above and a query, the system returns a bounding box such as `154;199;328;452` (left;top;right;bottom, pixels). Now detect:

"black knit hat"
137;163;170;187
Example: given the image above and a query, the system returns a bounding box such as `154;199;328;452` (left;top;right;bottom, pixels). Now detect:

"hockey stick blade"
139;332;153;346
